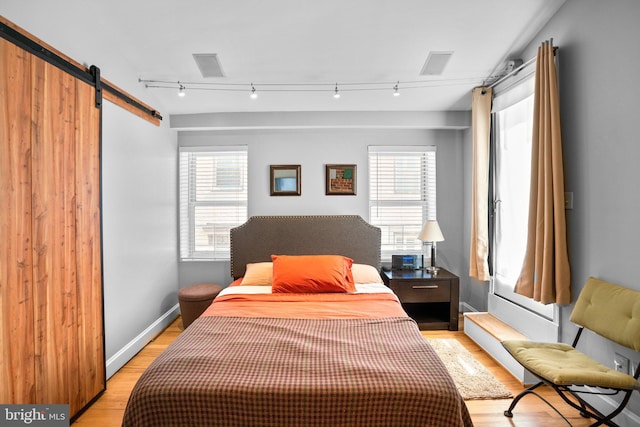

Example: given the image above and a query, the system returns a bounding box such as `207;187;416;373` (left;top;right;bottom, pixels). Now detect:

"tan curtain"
515;40;571;304
469;87;492;281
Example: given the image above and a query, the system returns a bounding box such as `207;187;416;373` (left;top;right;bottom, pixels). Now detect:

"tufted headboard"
230;215;381;279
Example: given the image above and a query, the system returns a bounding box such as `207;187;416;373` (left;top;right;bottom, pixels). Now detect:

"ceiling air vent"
420;51;453;76
192;53;225;78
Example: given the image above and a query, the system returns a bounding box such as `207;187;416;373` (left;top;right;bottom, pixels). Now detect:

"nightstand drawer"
390;280;450;303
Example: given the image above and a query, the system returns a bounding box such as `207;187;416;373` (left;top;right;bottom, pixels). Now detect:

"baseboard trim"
106;303;180;379
460;302;478;313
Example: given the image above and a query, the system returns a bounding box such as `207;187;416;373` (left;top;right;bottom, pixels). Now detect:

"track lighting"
141;77;489;100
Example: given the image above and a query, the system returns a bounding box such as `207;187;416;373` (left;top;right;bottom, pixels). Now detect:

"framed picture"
270;165;301;196
325;164;356;195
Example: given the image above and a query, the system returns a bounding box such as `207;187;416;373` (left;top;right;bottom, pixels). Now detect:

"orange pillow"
271;255;355;293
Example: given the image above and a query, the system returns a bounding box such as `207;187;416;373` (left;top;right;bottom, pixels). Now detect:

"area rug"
426;338;513;400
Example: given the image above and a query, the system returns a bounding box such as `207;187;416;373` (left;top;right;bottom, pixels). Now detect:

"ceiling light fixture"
178;83;186;97
333;83;340;99
250;83;257;99
393;81;400;97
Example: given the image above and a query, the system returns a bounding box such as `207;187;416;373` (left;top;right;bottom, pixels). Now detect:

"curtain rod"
487;56;536;89
487;44;558;89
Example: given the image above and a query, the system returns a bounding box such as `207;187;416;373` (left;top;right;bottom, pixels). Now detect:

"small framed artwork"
270;165;301;196
326;164;356;195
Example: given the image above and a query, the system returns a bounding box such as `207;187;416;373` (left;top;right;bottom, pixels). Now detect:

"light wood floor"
74;317;594;426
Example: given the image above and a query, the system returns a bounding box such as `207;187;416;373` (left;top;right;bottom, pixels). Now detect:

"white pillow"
351;263;383;284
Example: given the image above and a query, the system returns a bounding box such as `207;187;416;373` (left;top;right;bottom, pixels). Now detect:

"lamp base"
426;266;440;275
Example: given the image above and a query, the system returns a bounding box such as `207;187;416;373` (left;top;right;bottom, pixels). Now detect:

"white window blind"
179;146;248;260
368;146;436;260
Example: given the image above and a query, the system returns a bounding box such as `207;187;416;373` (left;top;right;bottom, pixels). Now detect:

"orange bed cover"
201;283;408;319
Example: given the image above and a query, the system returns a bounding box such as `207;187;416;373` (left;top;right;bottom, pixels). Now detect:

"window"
179;146;248;260
492;74;554;319
368;146;436;261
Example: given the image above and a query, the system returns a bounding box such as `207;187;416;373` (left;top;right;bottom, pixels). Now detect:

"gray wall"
461;1;640;333
518;0;640;418
460;128;490;313
178;127;468;294
527;0;640;355
102;102;178;362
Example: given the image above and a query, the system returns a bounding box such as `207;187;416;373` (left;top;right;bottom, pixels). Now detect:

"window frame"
490;71;557;323
179;146;248;261
368;145;437;262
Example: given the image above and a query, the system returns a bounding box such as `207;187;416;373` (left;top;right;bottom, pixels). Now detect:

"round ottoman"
178;283;223;328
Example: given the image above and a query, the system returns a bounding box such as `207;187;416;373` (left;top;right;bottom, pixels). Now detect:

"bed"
122;215;473;427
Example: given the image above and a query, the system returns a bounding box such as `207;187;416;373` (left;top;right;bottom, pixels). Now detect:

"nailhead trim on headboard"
230;215;381;279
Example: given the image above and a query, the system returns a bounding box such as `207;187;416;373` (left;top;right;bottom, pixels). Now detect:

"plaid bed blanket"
122;316;473;427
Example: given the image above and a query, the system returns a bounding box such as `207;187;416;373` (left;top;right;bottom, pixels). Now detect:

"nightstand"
382;268;459;331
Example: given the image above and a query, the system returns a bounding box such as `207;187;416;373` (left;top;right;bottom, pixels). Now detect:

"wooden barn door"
0;34;104;417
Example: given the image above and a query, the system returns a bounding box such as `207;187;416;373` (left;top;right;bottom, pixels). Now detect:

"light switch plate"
564;192;574;210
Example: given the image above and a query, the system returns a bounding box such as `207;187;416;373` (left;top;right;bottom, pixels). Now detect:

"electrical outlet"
614;353;630;374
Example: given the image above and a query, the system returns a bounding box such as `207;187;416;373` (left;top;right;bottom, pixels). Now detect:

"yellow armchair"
502;277;640;426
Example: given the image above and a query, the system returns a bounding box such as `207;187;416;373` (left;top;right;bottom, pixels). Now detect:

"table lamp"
417;220;444;274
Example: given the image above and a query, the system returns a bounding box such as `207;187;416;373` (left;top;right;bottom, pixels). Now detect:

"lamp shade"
417;220;444;242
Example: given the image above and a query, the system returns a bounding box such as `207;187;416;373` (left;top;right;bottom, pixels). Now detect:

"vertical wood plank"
73;77;105;409
31;58;79;411
0;37;36;405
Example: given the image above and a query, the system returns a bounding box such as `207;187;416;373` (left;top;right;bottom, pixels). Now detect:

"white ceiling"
3;0;565;115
